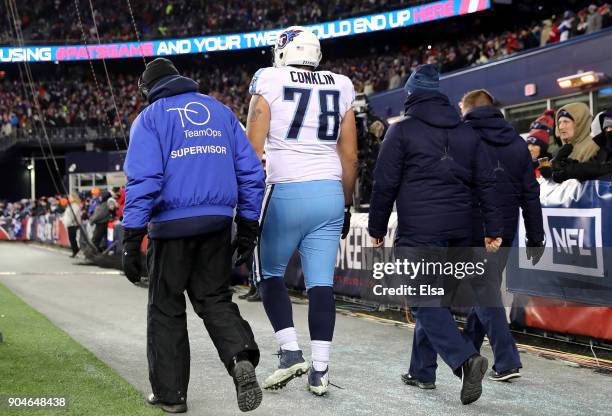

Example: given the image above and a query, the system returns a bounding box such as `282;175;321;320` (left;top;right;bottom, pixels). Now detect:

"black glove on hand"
539;165;553;179
551;144;574;183
341;206;351;239
122;227;146;284
552;164;569;183
232;216;259;266
526;240;545;266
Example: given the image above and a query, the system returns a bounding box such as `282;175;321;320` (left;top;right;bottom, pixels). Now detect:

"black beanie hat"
138;58;179;95
404;64;440;95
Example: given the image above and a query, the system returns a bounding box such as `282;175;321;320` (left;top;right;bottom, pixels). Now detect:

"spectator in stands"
525;129;553;179
32;197;48;216
558;11;576;42
107;197;118;220
587;4;603;33
461;88;544;382
114;187;126;220
602;3;612;28
552;109;612;182
87;187;101;218
1;119;12;137
529;109;558;155
89;190;113;251
554;103;598;161
540;19;554;46
63;192;82;258
48;197;64;214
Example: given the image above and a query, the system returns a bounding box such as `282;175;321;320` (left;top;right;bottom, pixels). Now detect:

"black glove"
551;144;574;183
539;165;553;179
552;158;577;183
232;216;259;266
122;227;146;284
526;240;545;266
341;206;351;239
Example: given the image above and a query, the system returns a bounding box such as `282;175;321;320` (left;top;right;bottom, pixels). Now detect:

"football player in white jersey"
246;26;357;396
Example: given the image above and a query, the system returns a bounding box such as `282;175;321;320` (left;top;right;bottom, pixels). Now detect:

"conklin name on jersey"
249;66;355;184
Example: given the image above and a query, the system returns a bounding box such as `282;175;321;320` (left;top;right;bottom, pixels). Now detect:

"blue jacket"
464;106;544;243
368;91;502;244
123;75;264;237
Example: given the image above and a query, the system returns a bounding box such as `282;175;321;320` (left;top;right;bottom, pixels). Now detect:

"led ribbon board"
0;0;490;63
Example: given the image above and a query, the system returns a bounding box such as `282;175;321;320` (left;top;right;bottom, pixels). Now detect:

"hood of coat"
555;102;599;162
148;75;199;103
404;90;462;129
463;106;517;146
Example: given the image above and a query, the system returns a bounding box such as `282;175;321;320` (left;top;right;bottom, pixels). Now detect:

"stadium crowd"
0;187;124;222
0;0;612;136
1;0;401;44
0;186;125;255
1;2;611;137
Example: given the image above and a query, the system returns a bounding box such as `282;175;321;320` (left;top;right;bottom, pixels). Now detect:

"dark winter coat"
552;134;612;183
368;91;502;244
464;106;544;243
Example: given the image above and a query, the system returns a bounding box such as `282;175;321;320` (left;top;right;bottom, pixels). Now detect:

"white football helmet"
273;26;322;69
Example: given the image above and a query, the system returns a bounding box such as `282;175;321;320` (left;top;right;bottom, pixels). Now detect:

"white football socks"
311;340;331;371
275;327;300;351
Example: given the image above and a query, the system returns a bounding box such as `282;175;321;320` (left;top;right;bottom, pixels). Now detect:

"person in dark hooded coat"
368;65;503;405
461;90;545;381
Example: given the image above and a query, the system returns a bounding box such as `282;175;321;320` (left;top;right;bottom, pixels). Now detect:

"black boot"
246;287;261;302
459;355;488;405
230;353;262;412
146;394;187;413
239;284;256;300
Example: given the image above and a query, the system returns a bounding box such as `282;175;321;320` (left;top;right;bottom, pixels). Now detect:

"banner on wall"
0;0;490;63
509;179;612;306
0;214;69;247
285;180;612;307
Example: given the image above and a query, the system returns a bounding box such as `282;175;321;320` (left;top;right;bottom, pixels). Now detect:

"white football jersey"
249;66;355;184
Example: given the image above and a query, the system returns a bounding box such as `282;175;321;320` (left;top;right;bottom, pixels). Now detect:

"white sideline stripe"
0;272;17;275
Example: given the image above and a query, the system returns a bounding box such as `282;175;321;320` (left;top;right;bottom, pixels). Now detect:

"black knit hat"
404;64;439;95
138;58;179;97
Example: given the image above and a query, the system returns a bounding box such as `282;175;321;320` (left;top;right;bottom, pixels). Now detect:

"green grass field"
0;282;163;416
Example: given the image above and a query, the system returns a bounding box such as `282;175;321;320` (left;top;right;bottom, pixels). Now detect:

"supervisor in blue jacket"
121;58;264;413
368;65;503;406
460;89;544;382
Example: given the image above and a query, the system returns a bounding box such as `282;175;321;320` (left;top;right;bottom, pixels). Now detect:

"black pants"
91;223;106;252
147;225;259;404
67;225;79;255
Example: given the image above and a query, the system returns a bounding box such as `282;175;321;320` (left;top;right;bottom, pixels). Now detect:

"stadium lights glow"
557;71;604;89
